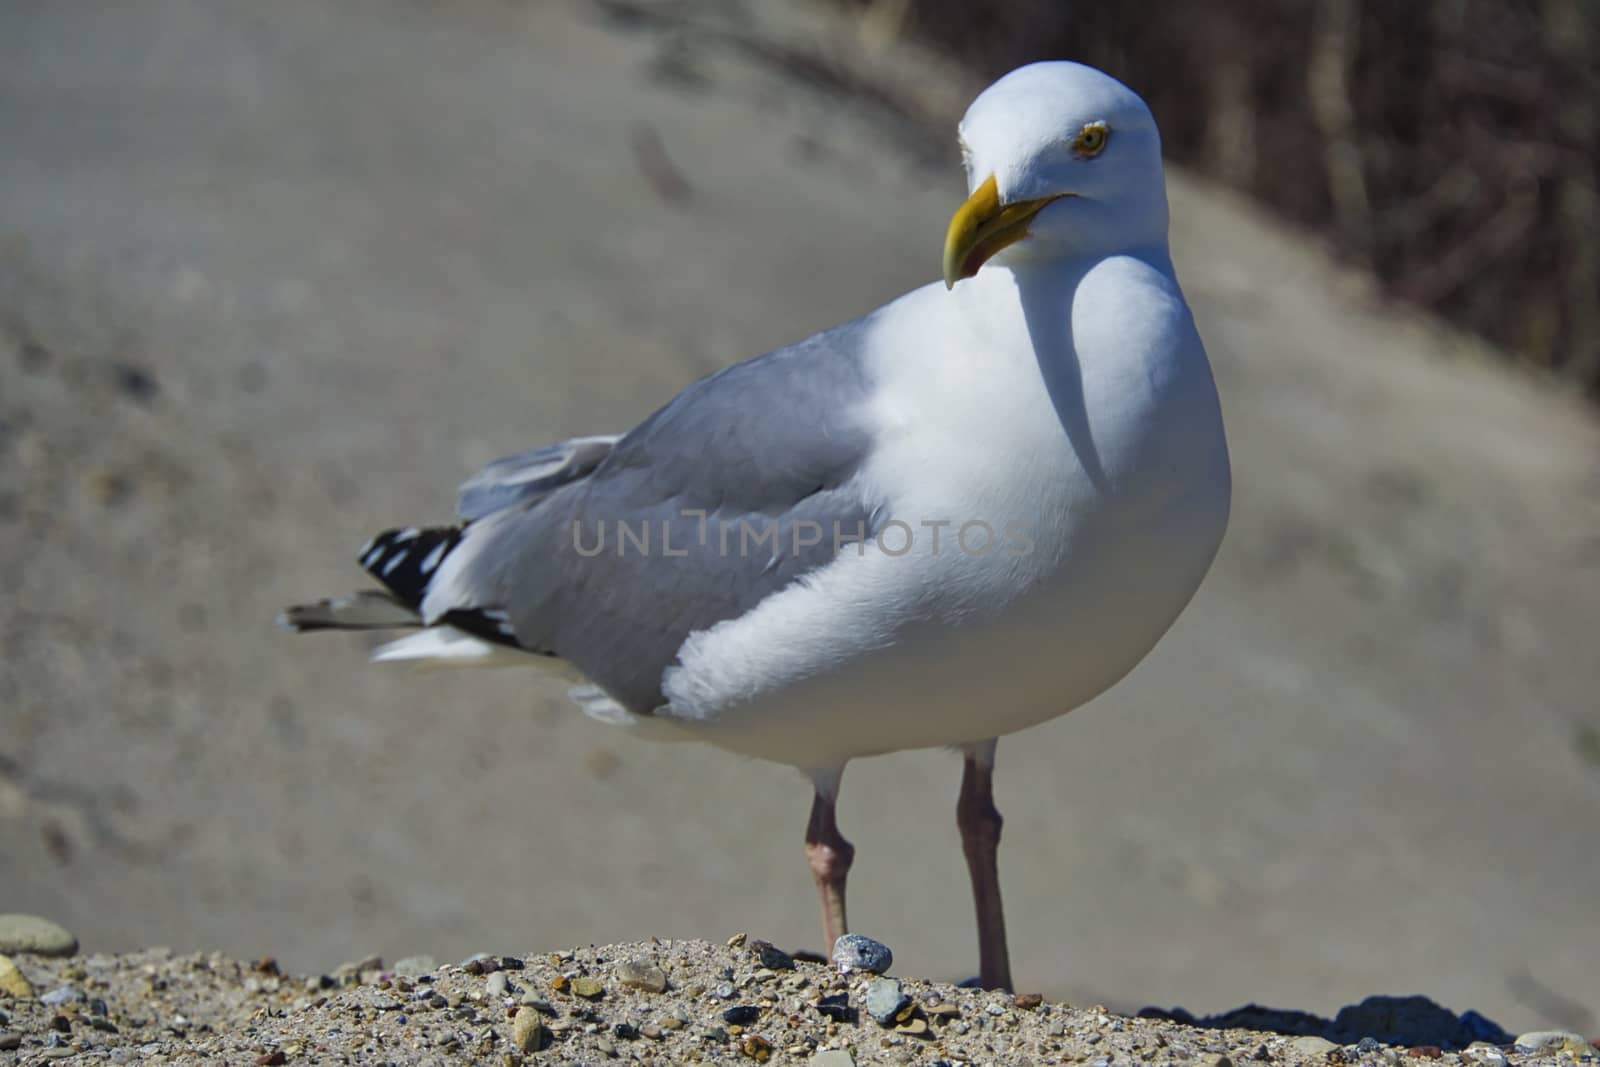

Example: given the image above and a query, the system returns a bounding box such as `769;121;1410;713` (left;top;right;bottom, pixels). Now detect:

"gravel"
0;937;1593;1066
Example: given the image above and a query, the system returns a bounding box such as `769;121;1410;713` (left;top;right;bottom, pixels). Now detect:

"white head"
943;61;1169;287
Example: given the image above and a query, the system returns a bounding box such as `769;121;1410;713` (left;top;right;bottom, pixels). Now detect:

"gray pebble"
1291;1036;1338;1056
0;915;78;958
831;934;892;975
809;1051;857;1067
713;981;736;999
0;1032;21;1052
1465;1044;1509;1067
483;972;509;998
864;977;910;1026
40;985;84;1006
753;941;795;971
392;955;436;977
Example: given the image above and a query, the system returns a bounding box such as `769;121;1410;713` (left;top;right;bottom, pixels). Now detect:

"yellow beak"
942;175;1069;289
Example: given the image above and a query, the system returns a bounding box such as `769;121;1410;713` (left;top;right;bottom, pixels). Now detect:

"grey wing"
427;321;885;714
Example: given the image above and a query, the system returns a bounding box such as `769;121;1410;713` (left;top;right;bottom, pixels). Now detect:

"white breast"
660;257;1230;770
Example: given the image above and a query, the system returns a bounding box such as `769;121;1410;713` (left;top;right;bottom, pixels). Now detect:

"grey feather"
427;320;884;713
456;434;621;520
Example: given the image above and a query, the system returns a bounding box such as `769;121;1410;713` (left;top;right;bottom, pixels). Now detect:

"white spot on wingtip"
381;550;407;576
419;541;447;575
393;527;421;543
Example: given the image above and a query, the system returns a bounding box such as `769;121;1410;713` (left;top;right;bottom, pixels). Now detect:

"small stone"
0;916;78;958
1514;1031;1591;1055
1290;1037;1337;1057
713;982;736;999
1014;992;1044;1009
1198;1055;1232;1067
0;955;33;999
570;976;604;999
814;992;855;1023
751;941;795;971
896;1016;931;1036
1406;1047;1442;1060
392;956;436;978
723;1004;762;1025
1465;1044;1509;1067
832;934;893;975
616;958;668;994
512;1006;549;1052
255;1052;287;1066
613;1022;640;1040
40;986;83;1007
864;977;910;1026
808;1052;857;1067
484;972;509;998
726;933;748;948
639;1023;664;1040
0;1032;20;1051
741;1034;773;1061
658;1012;686;1031
925;1002;961;1019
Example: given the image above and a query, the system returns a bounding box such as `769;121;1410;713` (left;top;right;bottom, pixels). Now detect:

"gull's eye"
1071;121;1110;158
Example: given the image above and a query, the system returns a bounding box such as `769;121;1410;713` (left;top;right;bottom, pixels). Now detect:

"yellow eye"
1072;122;1110;157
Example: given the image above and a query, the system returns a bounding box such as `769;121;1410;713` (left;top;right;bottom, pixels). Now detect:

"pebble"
809;1051;856;1067
864;977;911;1026
1199;1055;1232;1067
814;992;854;1023
0;915;78;958
0;1032;20;1052
751;941;795;971
391;956;436;977
831;934;893;975
722;1005;762;1025
512;1006;549;1052
0;954;34;999
1290;1036;1338;1056
615;957;668;993
1465;1043;1509;1067
40;985;84;1006
1514;1031;1591;1055
570;976;605;999
483;972;508;998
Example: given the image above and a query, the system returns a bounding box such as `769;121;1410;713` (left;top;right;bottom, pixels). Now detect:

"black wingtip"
357;526;465;610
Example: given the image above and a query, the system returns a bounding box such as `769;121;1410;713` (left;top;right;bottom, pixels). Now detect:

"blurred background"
2;0;1597;1036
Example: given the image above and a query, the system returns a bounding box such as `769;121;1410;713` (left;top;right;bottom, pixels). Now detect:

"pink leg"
958;739;1013;991
804;768;854;950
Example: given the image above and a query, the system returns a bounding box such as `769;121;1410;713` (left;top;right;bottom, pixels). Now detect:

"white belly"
658;264;1231;770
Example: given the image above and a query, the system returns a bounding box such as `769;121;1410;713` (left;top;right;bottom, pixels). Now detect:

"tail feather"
282;523;534;657
276;590;420;633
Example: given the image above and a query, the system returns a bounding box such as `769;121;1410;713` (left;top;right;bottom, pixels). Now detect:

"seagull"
281;60;1230;991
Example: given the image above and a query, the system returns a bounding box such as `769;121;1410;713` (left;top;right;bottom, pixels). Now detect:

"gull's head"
943;61;1168;288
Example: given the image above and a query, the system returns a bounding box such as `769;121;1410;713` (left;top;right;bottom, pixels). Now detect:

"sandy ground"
1;0;1598;1039
0;934;1593;1065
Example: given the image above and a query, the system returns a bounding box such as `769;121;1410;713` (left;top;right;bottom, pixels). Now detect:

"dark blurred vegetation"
841;0;1600;396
